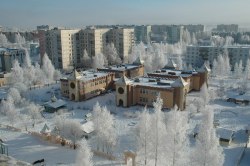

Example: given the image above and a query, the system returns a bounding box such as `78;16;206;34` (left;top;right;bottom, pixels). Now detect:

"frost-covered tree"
42;53;55;84
151;95;168;166
104;43;122;65
92;102;117;154
0;97;15;115
244;58;250;79
0;33;9;47
75;139;93;166
11;60;24;84
165;106;189;166
81;49;91;68
136;107;152;165
92;53;107;69
8;88;22;105
233;60;243;78
192;108;224;166
200;84;210;106
58;119;83;149
27;103;42;127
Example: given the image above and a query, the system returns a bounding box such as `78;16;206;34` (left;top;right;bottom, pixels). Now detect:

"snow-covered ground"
1;79;250;165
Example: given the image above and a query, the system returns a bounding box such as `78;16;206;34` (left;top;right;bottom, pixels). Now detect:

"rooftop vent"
148;79;156;82
94;74;97;77
157;81;171;86
134;78;140;82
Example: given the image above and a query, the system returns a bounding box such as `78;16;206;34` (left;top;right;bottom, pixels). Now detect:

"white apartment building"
45;28;81;70
186;45;250;68
107;27;135;62
79;28;110;58
44;27;135;70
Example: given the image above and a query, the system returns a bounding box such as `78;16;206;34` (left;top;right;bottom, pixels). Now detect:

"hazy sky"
1;0;250;29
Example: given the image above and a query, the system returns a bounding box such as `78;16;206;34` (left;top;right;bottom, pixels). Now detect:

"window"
70;82;75;89
118;87;124;94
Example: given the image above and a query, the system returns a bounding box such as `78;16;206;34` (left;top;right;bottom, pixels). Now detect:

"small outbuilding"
81;121;94;139
216;128;234;146
43;95;66;113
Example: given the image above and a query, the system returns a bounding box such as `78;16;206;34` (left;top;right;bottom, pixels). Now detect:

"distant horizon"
1;0;250;30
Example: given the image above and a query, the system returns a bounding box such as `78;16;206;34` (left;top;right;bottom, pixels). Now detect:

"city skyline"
1;0;250;29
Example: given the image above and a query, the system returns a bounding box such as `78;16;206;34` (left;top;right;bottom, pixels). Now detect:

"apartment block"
183;24;205;33
186;45;250;68
78;28;110;59
216;24;238;33
60;70;115;101
151;25;184;44
116;75;189;110
45;28;81;69
97;57;144;78
107;27;135;62
43;27;135;70
134;25;151;44
0;47;25;72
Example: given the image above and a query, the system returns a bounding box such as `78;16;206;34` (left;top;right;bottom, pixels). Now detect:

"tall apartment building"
107;27;135;62
134;25;151;44
216;24;238;33
78;28;110;58
42;27;135;70
186;45;250;68
183;24;205;34
45;28;81;69
151;25;184;44
0;47;26;72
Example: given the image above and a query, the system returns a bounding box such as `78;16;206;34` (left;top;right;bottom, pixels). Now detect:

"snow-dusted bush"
75;139;93;166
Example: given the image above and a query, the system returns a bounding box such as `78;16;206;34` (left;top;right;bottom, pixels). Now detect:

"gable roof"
116;75;131;85
40;123;51;134
70;69;81;80
172;77;188;87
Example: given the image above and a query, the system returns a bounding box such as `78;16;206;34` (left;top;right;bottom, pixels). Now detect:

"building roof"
62;70;111;82
172;77;189;87
44;99;66;109
98;64;140;72
216;128;234;140
125;77;176;89
40;123;51;134
81;121;94;134
148;68;197;78
116;75;131;85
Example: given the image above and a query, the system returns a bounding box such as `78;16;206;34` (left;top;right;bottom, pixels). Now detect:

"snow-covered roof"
44;99;66;109
216;128;234;140
148;69;197;78
125;77;176;89
98;64;140;72
172;77;189;87
40;124;51;134
116;75;131;85
81;121;94;134
64;70;111;82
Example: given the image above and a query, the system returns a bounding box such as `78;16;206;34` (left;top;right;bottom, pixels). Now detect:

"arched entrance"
71;93;75;101
119;99;123;106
